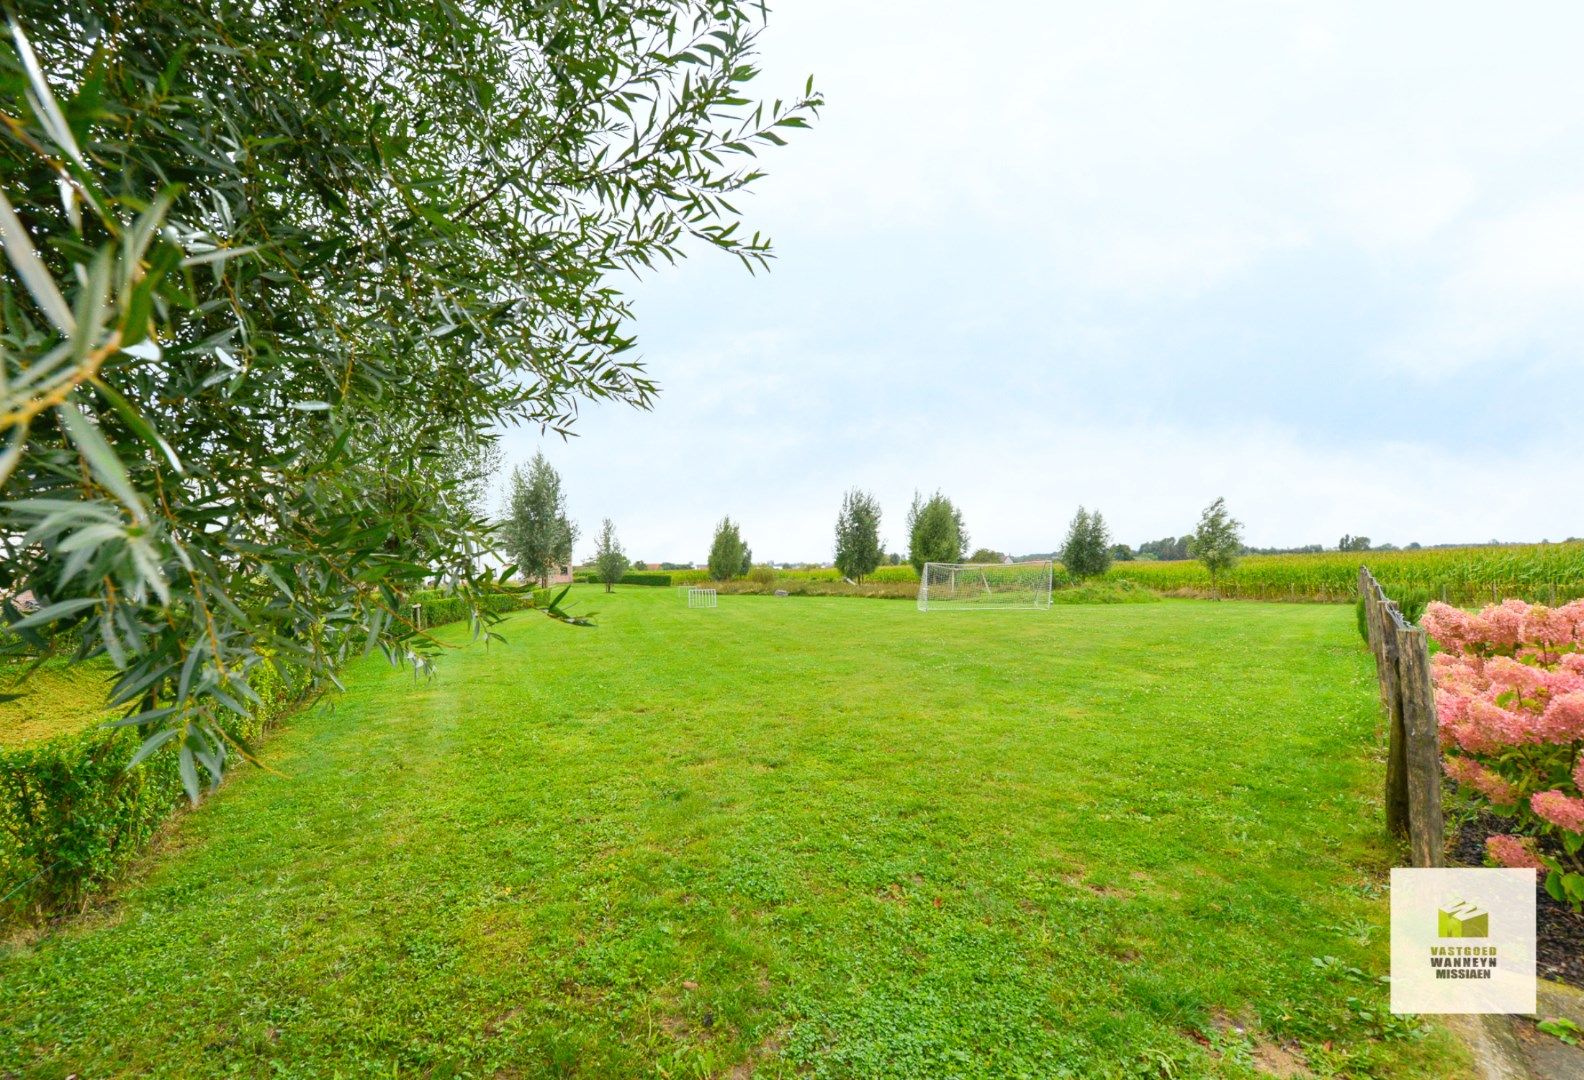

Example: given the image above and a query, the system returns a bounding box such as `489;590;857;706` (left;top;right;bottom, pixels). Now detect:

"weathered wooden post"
1381;597;1410;837
1395;622;1445;867
1361;567;1413;840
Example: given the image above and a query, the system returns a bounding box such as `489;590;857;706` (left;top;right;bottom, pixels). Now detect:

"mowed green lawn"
1;588;1467;1078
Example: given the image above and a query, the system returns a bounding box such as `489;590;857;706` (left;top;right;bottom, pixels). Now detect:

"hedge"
572;572;672;586
1;587;544;924
412;588;537;629
670;565;923;585
0;656;297;923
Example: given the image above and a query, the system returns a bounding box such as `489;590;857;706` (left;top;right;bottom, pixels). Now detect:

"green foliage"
0;591;1465;1076
673;564;920;586
412;589;535;630
575;571;671;586
593;519;629;594
0;2;819;798
1050;580;1160;604
747;565;777;586
708;517;747;581
539;585;596;628
1137;536;1192;561
1;725;185;921
906;491;967;573
967;548;1005;564
1538;1017;1582;1046
714;577;918;599
1395;588;1430;625
1;656;298;921
1102;544;1584;603
834;489;883;582
501;453;578;587
1188;497;1244;588
1059;506;1113;581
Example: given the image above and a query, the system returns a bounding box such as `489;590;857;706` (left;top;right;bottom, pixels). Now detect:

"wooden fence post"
1382;602;1410;838
1395;623;1445;867
1360;566;1423;847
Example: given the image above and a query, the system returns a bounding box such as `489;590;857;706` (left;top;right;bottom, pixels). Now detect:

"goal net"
687;587;717;609
917;561;1053;611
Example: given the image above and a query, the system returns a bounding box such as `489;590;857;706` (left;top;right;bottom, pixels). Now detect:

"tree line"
498;456;1251;591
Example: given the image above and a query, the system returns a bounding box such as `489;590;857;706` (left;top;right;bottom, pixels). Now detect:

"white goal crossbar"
917;561;1053;611
687;587;718;609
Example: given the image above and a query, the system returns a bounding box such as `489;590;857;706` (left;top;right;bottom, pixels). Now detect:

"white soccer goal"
687;587;718;609
917;561;1053;611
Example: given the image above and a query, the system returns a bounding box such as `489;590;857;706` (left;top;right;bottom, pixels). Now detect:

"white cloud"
497;1;1584;561
1382;193;1584;376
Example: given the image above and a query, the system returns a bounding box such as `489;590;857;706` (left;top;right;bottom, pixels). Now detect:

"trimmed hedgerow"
573;571;671;586
411;589;537;629
618;572;671;587
0;657;298;923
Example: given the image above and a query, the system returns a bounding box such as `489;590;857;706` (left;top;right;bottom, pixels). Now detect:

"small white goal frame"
687;587;718;609
917;561;1053;611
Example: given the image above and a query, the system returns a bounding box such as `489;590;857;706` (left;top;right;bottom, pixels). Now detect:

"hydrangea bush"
1423;599;1584;909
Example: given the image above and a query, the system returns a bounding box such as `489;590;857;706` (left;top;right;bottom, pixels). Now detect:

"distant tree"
1189;497;1244;593
501;452;578;586
1338;534;1372;552
968;548;1006;564
1110;543;1135;562
907;491;967;573
834;490;884;581
594;519;629;593
708;517;747;581
1138;536;1190;561
1060;507;1113;581
887;552;902;566
739;543;754;577
1407;542;1423;550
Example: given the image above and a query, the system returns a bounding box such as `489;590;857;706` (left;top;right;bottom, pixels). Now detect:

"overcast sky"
499;1;1584;565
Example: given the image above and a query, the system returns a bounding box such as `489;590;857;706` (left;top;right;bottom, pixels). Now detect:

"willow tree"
0;3;818;798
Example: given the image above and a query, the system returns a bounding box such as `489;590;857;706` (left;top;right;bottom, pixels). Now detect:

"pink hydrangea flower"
1531;790;1584;834
1484;655;1554;698
1486;834;1546;871
1423;601;1475;655
1443;755;1519;805
1478;599;1531;652
1539;692;1584;744
1575;752;1584;793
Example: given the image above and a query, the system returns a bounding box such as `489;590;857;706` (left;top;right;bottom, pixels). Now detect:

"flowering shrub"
1424;599;1584;909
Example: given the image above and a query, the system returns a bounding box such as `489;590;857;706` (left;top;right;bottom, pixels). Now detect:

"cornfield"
1103;543;1584;604
663;543;1584;605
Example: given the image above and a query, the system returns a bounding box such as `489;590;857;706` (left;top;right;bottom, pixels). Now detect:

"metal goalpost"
687;587;717;609
917;560;1053;611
